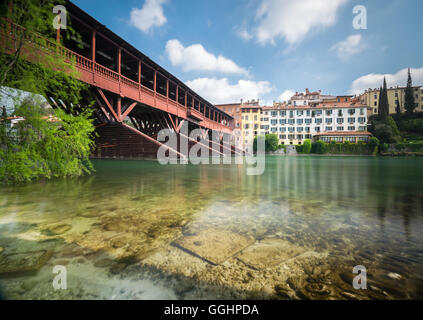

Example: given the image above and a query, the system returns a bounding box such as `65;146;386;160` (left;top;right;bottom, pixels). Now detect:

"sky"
72;0;423;105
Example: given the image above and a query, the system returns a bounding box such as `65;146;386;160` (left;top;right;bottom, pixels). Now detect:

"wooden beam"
120;102;138;121
96;88;119;121
92;31;96;62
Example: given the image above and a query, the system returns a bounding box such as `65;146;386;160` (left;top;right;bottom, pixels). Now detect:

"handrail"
1;19;232;129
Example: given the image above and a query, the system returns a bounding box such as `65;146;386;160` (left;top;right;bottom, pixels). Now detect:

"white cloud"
330;34;364;60
185;78;272;104
278;90;295;102
130;0;167;33
252;0;347;45
236;27;253;41
165;40;249;76
350;67;423;95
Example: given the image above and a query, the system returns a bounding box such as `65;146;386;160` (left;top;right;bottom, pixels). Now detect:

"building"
214;102;243;129
287;88;336;107
359;85;423;116
240;101;261;152
261;95;371;145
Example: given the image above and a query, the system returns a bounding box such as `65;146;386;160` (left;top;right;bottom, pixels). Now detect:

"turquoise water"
0;156;422;299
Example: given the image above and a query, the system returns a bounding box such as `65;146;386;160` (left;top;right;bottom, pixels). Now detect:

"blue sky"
72;0;423;105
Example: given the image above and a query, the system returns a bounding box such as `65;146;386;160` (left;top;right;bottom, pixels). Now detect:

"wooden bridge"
1;1;242;160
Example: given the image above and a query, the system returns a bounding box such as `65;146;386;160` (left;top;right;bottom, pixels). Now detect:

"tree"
378;78;389;121
265;134;279;152
404;68;416;115
0;101;95;183
0;0;96;184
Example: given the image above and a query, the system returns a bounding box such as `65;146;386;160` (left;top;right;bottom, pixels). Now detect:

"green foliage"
378;78;389;121
0;102;95;184
302;139;312;154
404;68;416;115
265;134;279;152
253;134;280;153
311;140;328;154
295;145;303;153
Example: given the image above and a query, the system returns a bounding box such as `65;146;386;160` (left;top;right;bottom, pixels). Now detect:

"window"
326;118;332;124
337;118;344;124
348;126;355;131
348;109;355;115
305;119;312;124
288;119;295;124
280;135;286;139
326;110;333;116
360;108;365;115
254;116;257;121
297;135;303;140
289;111;294;118
336;126;344;131
271;111;277;117
271;127;277;132
325;127;333;131
358;117;366;123
244;124;249;129
288;127;295;132
280;111;286;116
316;110;322;116
297;127;303;132
315;127;321;132
338;110;343;116
271;119;277;125
297;119;303;124
306;110;311;116
279;119;286;124
348;118;355;123
288;134;295;140
245;116;249;120
280;127;286;132
315;118;322;124
305;127;310;133
374;101;377;106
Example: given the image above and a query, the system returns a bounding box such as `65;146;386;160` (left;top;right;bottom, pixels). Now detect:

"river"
0;156;422;299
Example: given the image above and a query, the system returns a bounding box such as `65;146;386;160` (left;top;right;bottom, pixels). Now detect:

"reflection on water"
0;156;422;300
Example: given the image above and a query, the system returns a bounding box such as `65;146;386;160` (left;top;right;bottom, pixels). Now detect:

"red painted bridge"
1;1;241;159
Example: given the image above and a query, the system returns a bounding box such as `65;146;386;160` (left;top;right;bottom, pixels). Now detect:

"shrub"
302;139;312;153
265;134;279;152
295;145;303;153
311;140;328;154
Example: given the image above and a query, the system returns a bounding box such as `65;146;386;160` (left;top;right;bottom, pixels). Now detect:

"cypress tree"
404;68;416;115
378;78;389;121
377;86;383;119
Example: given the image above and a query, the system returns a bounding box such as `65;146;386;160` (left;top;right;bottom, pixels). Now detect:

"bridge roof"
67;1;233;120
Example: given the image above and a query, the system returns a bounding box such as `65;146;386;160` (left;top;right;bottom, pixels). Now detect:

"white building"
261;96;371;145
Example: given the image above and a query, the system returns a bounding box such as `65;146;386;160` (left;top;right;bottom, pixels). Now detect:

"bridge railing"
1;19;233;131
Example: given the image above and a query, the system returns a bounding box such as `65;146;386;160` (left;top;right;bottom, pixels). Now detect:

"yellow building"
359;85;423;116
241;105;262;153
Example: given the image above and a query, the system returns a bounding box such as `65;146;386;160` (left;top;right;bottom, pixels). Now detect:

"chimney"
240;99;243;104
306;88;309;94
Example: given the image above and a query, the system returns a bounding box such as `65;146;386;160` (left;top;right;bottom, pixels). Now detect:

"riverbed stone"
41;224;72;236
236;239;305;270
172;228;255;265
0;249;53;278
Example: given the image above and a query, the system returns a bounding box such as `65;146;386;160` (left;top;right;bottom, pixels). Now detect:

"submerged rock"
41;224;72;236
236;239;305;270
0;249;53;278
172;228;255;265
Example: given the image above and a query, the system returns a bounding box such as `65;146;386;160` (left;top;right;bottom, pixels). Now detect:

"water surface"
0;156;422;299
